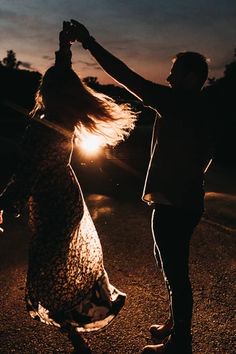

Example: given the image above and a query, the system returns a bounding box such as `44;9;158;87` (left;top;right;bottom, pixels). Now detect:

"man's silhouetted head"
167;51;209;91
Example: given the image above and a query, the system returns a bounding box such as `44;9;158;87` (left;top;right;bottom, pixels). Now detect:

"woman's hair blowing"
31;66;136;147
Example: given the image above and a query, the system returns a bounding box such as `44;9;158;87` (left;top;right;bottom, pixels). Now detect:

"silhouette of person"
68;19;213;354
0;22;136;353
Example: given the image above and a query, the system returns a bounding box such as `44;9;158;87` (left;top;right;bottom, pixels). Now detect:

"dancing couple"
0;20;213;354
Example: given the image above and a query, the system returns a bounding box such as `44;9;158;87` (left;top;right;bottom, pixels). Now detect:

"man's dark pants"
152;204;202;350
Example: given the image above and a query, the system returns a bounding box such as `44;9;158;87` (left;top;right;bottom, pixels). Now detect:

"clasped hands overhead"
59;19;91;48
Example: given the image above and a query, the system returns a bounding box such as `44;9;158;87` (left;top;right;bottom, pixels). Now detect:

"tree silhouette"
83;76;100;88
2;50;22;69
0;50;41;143
204;49;236;165
224;50;236;82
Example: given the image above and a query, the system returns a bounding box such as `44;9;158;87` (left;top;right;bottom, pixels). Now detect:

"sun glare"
80;135;103;155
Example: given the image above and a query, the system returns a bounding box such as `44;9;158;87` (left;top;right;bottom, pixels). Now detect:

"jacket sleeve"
85;38;172;115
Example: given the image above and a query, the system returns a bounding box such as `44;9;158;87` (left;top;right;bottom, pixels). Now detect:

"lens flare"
80;135;103;155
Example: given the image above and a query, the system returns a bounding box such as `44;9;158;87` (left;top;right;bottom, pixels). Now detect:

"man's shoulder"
142;82;172;113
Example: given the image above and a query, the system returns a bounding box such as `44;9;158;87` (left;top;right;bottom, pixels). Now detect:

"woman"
0;23;136;351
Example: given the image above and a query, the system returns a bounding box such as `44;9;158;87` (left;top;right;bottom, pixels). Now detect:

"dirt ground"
0;164;235;354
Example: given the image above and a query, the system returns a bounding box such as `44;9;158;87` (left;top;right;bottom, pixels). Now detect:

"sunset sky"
0;0;235;85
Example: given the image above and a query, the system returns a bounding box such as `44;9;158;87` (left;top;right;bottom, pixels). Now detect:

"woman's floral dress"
1;118;125;332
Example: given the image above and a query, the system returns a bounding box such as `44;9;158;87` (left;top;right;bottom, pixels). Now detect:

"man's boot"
141;334;192;354
149;318;173;339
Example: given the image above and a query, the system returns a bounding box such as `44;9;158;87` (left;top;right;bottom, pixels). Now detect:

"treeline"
203;54;236;166
0;51;41;141
0;50;235;166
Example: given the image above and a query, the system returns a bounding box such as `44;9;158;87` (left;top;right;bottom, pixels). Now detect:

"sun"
80;135;103;155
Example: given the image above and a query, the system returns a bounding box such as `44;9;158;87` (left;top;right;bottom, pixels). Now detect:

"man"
68;19;213;354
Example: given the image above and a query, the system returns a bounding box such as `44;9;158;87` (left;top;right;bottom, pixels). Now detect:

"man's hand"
70;19;91;44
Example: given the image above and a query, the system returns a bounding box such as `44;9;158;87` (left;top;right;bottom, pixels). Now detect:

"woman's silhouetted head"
31;65;136;147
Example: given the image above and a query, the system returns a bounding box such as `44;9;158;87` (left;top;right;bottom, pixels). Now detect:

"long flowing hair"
31;66;136;147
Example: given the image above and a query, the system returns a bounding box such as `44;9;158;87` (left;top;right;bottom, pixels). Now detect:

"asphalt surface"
0;165;235;354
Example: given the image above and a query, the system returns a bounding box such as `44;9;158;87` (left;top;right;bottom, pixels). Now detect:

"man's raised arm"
70;19;154;102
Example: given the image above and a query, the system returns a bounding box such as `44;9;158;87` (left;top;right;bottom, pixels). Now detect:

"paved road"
0;182;235;354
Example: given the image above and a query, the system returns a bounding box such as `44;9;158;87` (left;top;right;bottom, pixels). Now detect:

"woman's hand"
59;21;76;50
0;194;20;218
0;210;4;233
